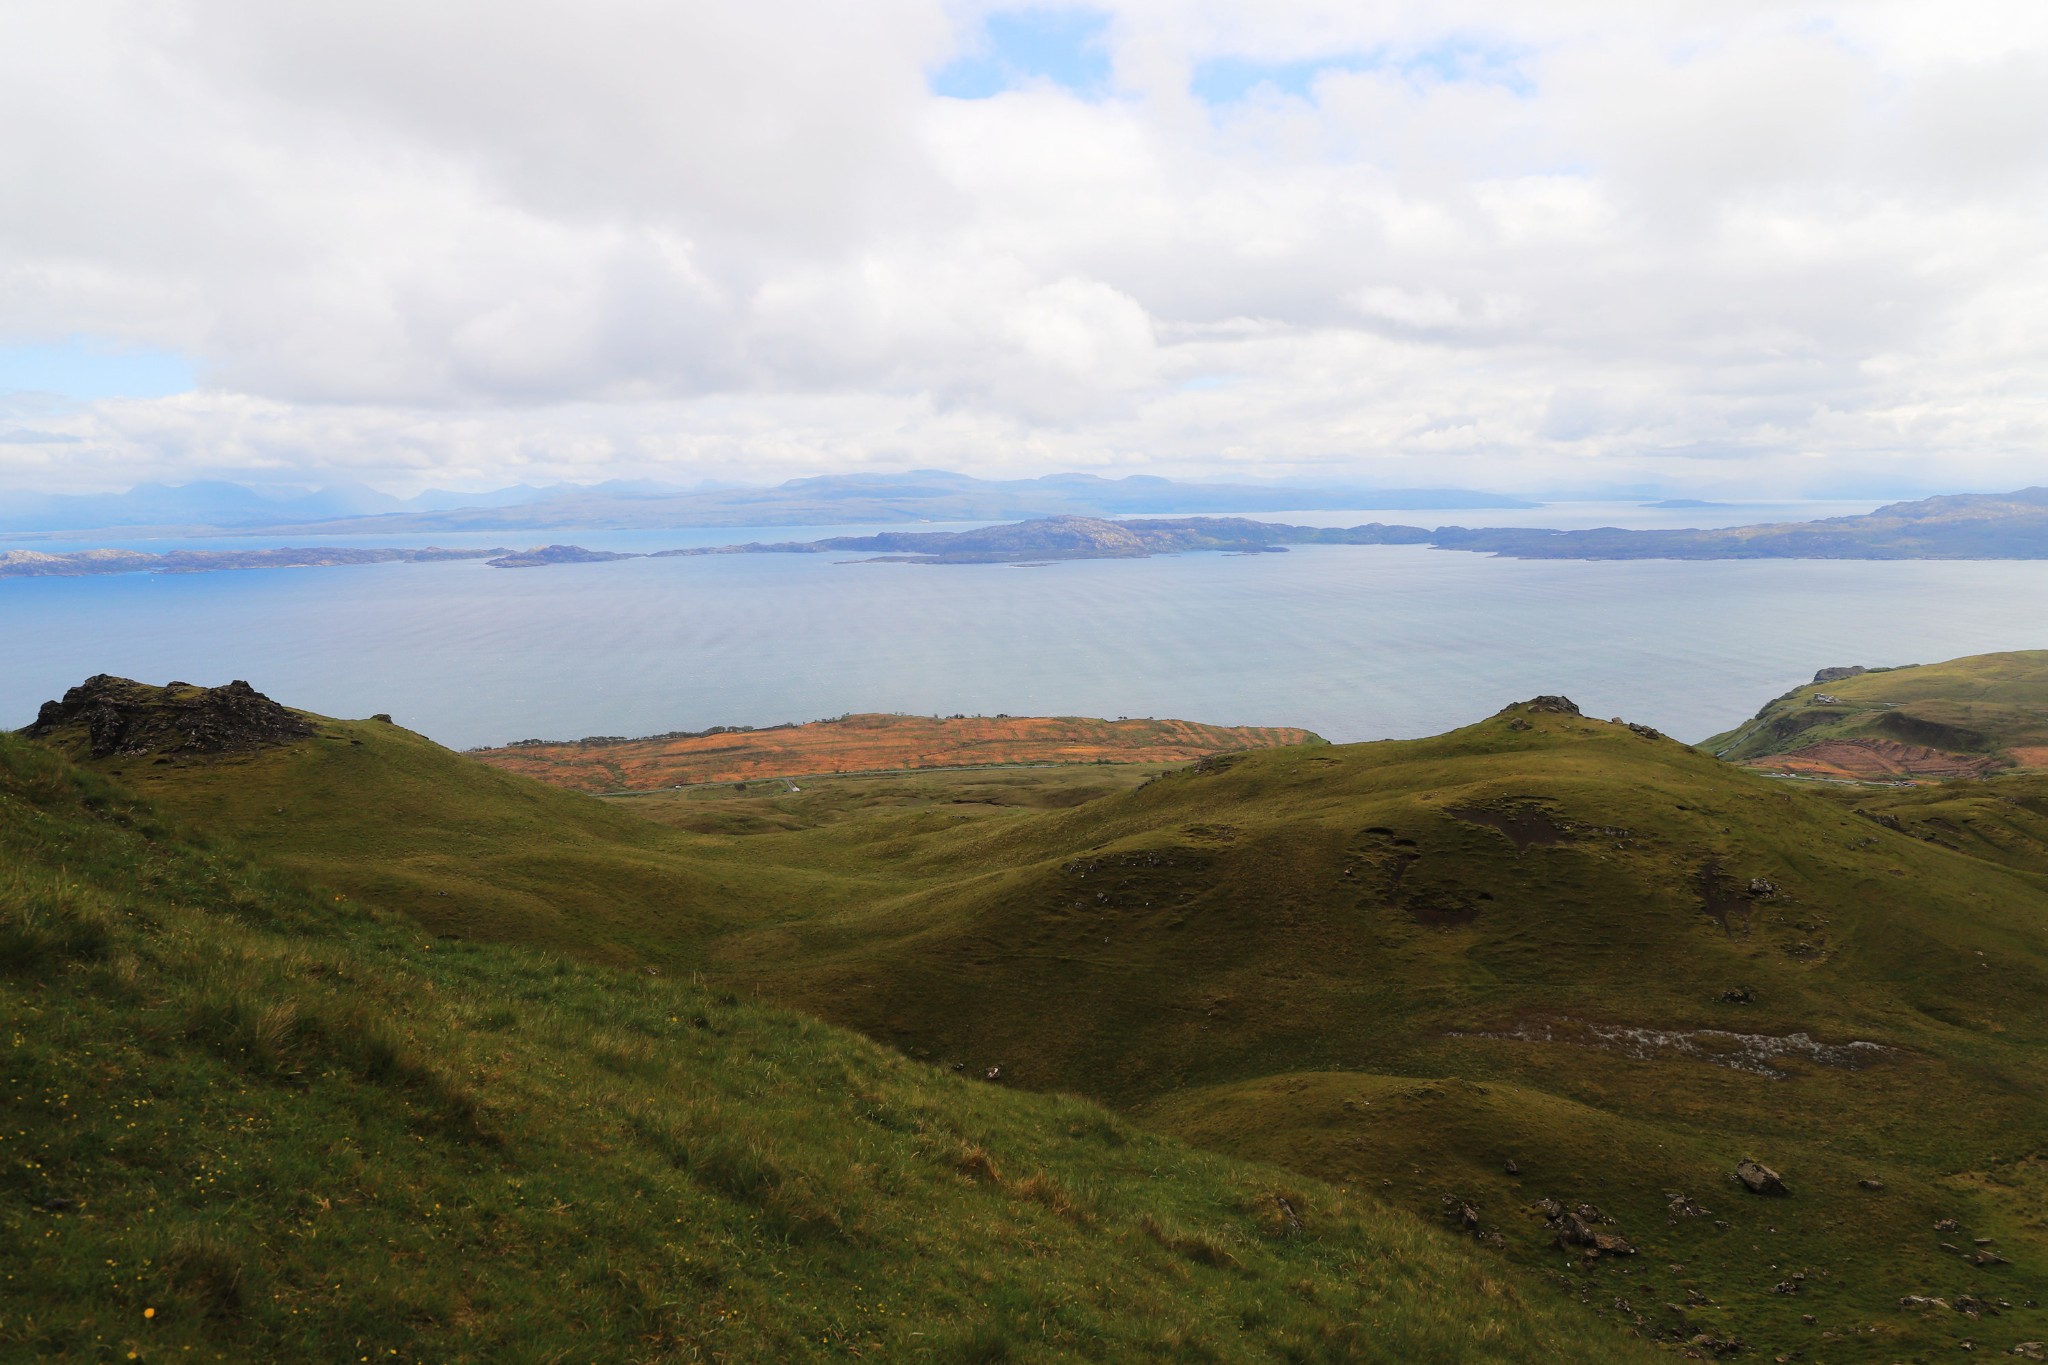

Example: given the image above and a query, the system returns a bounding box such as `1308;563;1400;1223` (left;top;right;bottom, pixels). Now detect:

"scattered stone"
2010;1343;2046;1360
1540;1201;1636;1256
983;1065;1001;1081
1746;877;1781;898
1506;717;1533;731
1954;1294;1991;1319
1666;1192;1708;1218
1858;1177;1885;1191
1734;1159;1790;1196
1686;1332;1746;1356
1720;986;1756;1004
1772;1280;1802;1295
1800;1314;1816;1325
1937;1218;1962;1232
1898;1295;1951;1311
1976;1250;2012;1267
1503;1158;1520;1176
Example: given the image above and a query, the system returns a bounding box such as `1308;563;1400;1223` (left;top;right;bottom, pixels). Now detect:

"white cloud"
1;0;2045;496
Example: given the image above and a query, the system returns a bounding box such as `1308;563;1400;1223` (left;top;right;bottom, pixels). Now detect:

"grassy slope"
50;713;821;972
46;696;2048;1358
470;712;1323;793
659;708;2048;1356
1703;650;2048;764
0;731;1646;1364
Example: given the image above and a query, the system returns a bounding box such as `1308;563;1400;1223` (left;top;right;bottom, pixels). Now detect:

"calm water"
6;502;2046;750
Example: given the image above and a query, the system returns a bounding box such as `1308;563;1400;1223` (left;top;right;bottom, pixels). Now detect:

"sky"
2;1;2045;498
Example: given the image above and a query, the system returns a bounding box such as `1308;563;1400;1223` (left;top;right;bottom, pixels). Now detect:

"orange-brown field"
469;711;1323;791
1741;737;2011;782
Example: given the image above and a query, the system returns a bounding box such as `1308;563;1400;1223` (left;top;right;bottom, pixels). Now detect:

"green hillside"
1703;650;2048;772
0;728;1644;1363
22;678;2048;1359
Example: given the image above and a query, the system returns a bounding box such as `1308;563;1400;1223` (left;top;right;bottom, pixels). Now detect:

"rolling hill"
0;705;1635;1363
1703;650;2048;780
17;673;2048;1359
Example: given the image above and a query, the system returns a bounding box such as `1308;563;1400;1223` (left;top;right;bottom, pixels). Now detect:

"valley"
9;657;2048;1361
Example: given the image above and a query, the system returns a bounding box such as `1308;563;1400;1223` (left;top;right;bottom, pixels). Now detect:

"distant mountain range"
0;477;717;533
14;487;2048;579
0;470;1536;536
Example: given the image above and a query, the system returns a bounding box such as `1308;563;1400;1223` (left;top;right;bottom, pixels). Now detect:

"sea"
7;500;2046;751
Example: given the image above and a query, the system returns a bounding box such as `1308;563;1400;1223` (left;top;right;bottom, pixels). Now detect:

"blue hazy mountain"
0;470;1537;535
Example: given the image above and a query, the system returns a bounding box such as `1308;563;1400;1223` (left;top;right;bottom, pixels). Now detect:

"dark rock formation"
1813;666;1869;684
23;675;313;759
1519;696;1582;715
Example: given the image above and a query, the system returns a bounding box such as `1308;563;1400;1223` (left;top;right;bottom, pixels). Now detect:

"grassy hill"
1703;650;2048;779
471;712;1323;793
0;728;1649;1363
22;678;2048;1359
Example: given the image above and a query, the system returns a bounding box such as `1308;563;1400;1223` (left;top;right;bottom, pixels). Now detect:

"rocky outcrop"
22;675;313;759
1813;666;1869;684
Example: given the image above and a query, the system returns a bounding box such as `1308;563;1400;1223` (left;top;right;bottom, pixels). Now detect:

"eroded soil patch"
1448;803;1568;851
1696;860;1753;936
1746;738;2005;782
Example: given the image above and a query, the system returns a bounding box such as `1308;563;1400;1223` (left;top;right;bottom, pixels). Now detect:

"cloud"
1;0;2044;495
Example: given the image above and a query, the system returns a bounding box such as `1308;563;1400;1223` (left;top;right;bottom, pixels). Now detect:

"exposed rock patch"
22;675;313;759
1450;1016;1893;1079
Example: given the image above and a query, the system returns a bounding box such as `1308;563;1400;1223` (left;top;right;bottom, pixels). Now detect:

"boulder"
1734;1158;1789;1196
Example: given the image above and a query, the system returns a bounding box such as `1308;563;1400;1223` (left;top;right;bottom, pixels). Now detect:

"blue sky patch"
0;338;196;400
931;8;1113;100
1191;39;1533;106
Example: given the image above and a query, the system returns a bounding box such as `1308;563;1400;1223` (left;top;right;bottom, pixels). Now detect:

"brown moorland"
470;711;1323;791
1744;737;2010;782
